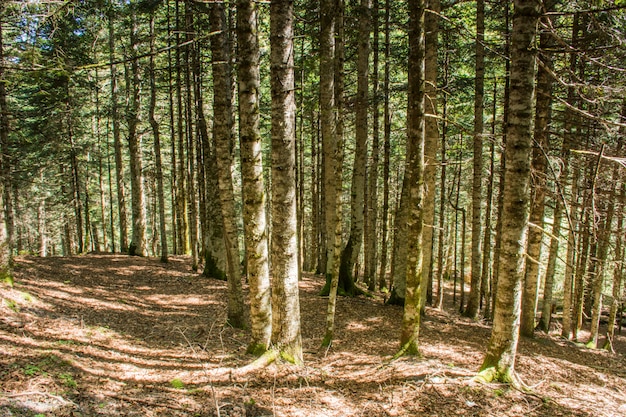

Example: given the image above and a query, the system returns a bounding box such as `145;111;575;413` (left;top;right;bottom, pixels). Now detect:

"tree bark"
0;12;12;270
321;0;345;346
520;9;554;336
108;6;128;254
237;0;272;353
209;1;245;329
365;0;379;291
378;0;392;291
127;5;147;257
339;0;370;290
399;0;426;356
465;0;485;319
269;0;303;363
421;0;440;308
477;0;540;384
148;12;168;263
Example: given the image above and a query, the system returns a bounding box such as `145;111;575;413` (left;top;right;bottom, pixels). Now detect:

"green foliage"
170;378;185;389
4;298;19;312
58;372;77;389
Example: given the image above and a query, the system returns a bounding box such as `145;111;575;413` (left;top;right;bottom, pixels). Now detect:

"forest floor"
1;254;626;417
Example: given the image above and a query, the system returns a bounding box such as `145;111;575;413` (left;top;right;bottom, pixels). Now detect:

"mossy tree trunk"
237;0;272;353
399;0;426;356
477;0;540;384
209;2;244;328
269;0;303;363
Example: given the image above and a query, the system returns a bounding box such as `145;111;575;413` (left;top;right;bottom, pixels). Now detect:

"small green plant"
4;298;19;312
494;388;505;397
244;398;256;407
24;364;42;376
170;378;185;389
34;414;46;417
58;373;77;389
21;292;33;302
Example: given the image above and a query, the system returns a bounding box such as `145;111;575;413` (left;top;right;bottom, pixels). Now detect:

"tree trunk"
520;9;554;336
127;5;147;257
209;1;244;328
606;180;625;350
321;0;345;347
0;12;12;270
588;143;620;348
378;0;392;291
237;0;272;353
364;0;379;291
339;0;370;290
269;0;303;363
108;7;128;254
477;0;540;384
465;0;484;319
175;0;189;255
167;0;178;256
399;0;425;356
421;0;440;308
148;12;169;263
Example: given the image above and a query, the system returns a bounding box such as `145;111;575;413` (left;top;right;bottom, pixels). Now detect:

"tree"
465;0;485;319
398;0;426;356
148;9;168;263
237;0;272;353
0;8;11;276
209;1;245;329
476;0;540;384
127;3;148;257
338;0;370;294
321;0;345;346
269;0;303;363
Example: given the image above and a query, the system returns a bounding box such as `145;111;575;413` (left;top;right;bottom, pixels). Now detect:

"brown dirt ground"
1;254;625;417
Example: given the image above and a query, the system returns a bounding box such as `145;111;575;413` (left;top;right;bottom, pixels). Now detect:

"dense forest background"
0;0;625;384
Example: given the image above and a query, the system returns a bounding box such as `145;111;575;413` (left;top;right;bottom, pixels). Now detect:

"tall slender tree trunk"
339;0;370;291
520;6;554;336
175;0;189;255
237;0;272;353
466;0;485;319
606;178;625;350
209;1;244;329
184;1;199;270
365;0;380;291
269;0;303;363
378;0;392;290
399;0;426;356
477;0;540;384
490;1;511;318
148;12;169;263
588;143;620;348
127;5;147;257
321;0;345;346
435;43;450;310
167;0;178;255
108;7;128;253
480;81;497;317
421;0;440;308
0;12;12;269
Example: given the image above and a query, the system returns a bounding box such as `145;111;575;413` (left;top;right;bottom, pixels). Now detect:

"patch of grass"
21;291;33;302
23;364;43;376
4;298;19;312
170;378;185;389
58;373;77;389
